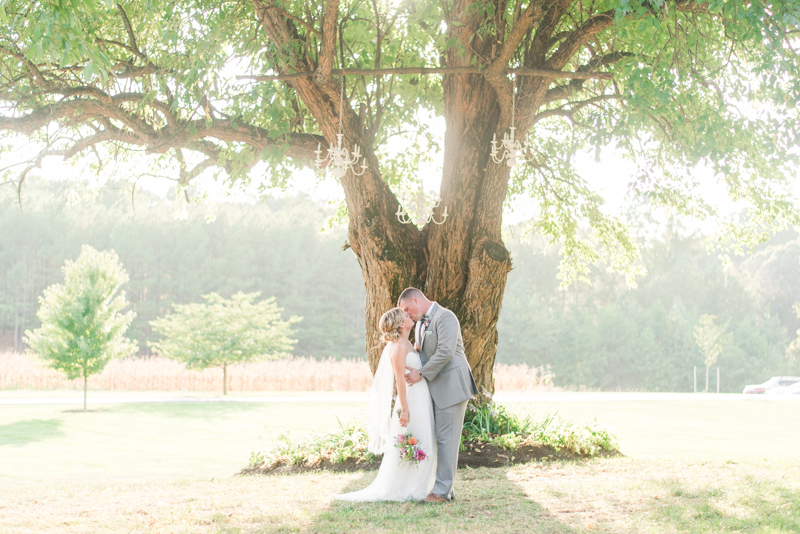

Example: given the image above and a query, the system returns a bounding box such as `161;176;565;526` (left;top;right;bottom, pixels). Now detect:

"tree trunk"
356;136;513;401
705;365;709;393
353;68;512;400
349;79;512;400
83;374;88;411
223;363;228;395
13;308;19;352
254;3;512;401
20;262;29;351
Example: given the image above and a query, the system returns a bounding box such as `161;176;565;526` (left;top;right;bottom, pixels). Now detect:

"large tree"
2;1;799;397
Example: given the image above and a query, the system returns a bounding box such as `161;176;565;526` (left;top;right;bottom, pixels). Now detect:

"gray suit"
416;303;478;499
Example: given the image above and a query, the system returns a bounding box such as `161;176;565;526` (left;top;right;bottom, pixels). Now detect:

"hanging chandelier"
490;75;529;168
315;77;367;178
395;183;448;227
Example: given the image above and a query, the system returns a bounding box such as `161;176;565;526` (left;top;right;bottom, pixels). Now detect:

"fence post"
717;366;720;394
693;366;697;393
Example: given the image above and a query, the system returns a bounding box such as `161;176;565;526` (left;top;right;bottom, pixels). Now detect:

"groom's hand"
405;367;422;386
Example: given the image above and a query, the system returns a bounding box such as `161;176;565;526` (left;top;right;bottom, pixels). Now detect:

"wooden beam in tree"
237;66;614;82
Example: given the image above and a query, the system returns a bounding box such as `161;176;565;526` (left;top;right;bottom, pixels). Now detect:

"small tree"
24;245;137;410
694;314;725;393
785;304;800;365
149;292;300;394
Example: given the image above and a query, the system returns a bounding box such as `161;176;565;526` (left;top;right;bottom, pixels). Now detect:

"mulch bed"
239;439;622;476
240;456;382;476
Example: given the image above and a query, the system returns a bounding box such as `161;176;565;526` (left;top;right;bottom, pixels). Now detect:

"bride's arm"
390;347;410;427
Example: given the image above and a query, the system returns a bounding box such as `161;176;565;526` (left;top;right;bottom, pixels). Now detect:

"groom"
398;288;478;503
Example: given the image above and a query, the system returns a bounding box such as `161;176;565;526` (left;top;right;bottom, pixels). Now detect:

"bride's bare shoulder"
386;341;413;362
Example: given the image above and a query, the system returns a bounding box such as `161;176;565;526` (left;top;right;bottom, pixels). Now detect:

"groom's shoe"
422;493;447;503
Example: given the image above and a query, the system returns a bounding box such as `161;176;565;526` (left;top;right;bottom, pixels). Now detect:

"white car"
768;381;800;395
743;376;800;394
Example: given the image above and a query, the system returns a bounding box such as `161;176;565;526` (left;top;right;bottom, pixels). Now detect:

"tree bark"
223;363;228;395
83;373;88;411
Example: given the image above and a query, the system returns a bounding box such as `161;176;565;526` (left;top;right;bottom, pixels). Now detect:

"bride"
335;307;437;502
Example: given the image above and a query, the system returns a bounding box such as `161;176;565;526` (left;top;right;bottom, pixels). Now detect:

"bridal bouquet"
395;432;427;464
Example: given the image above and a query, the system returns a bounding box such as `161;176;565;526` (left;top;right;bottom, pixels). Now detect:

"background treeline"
499;222;800;392
3;179;799;391
0;180;365;358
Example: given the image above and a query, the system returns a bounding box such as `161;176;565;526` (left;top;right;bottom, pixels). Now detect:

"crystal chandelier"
315;77;367;178
395;183;448;227
490;75;529;168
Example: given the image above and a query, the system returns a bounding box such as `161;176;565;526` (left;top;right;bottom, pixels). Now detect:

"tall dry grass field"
0;351;552;392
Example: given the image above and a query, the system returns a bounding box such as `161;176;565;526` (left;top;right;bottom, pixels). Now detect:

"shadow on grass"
303;467;581;534
0;418;64;446
653;477;800;533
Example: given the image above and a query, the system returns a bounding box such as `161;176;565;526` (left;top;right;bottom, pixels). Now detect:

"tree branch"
545;10;617;71
532;94;622;125
115;3;146;59
175;147;218;186
317;0;340;83
526;0;573;67
264;4;321;38
252;0;312;76
96;38;142;57
674;0;711;14
251;0;423;288
487;1;543;77
541;52;632;104
483;1;547;132
0;98;324;163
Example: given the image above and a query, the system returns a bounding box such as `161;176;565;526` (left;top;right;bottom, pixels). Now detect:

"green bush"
463;403;535;439
248;404;620;470
535;420;619;456
463;403;618;456
249;420;380;469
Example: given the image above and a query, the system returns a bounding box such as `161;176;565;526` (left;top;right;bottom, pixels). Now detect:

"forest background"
3;178;799;393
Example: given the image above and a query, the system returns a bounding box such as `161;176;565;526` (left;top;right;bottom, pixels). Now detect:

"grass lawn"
1;393;799;532
1;459;797;533
508;397;800;460
0;399;367;484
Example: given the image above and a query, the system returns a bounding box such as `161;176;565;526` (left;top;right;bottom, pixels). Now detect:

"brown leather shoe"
422;493;447;503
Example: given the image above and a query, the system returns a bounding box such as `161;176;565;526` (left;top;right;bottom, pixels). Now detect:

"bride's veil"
366;344;394;454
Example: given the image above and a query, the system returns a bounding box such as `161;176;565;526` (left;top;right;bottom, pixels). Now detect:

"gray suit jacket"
417;303;479;409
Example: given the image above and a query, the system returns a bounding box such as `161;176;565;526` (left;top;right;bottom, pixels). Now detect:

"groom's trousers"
432;399;469;500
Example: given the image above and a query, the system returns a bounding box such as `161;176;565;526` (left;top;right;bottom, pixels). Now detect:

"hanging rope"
339;76;345;136
511;73;524;132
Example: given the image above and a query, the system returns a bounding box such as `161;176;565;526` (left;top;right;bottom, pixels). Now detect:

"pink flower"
395;433;426;464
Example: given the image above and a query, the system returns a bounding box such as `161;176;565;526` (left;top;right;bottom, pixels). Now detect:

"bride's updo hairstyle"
379;307;405;343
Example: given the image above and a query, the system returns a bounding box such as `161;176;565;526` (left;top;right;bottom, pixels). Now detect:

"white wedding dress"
335;350;437;502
